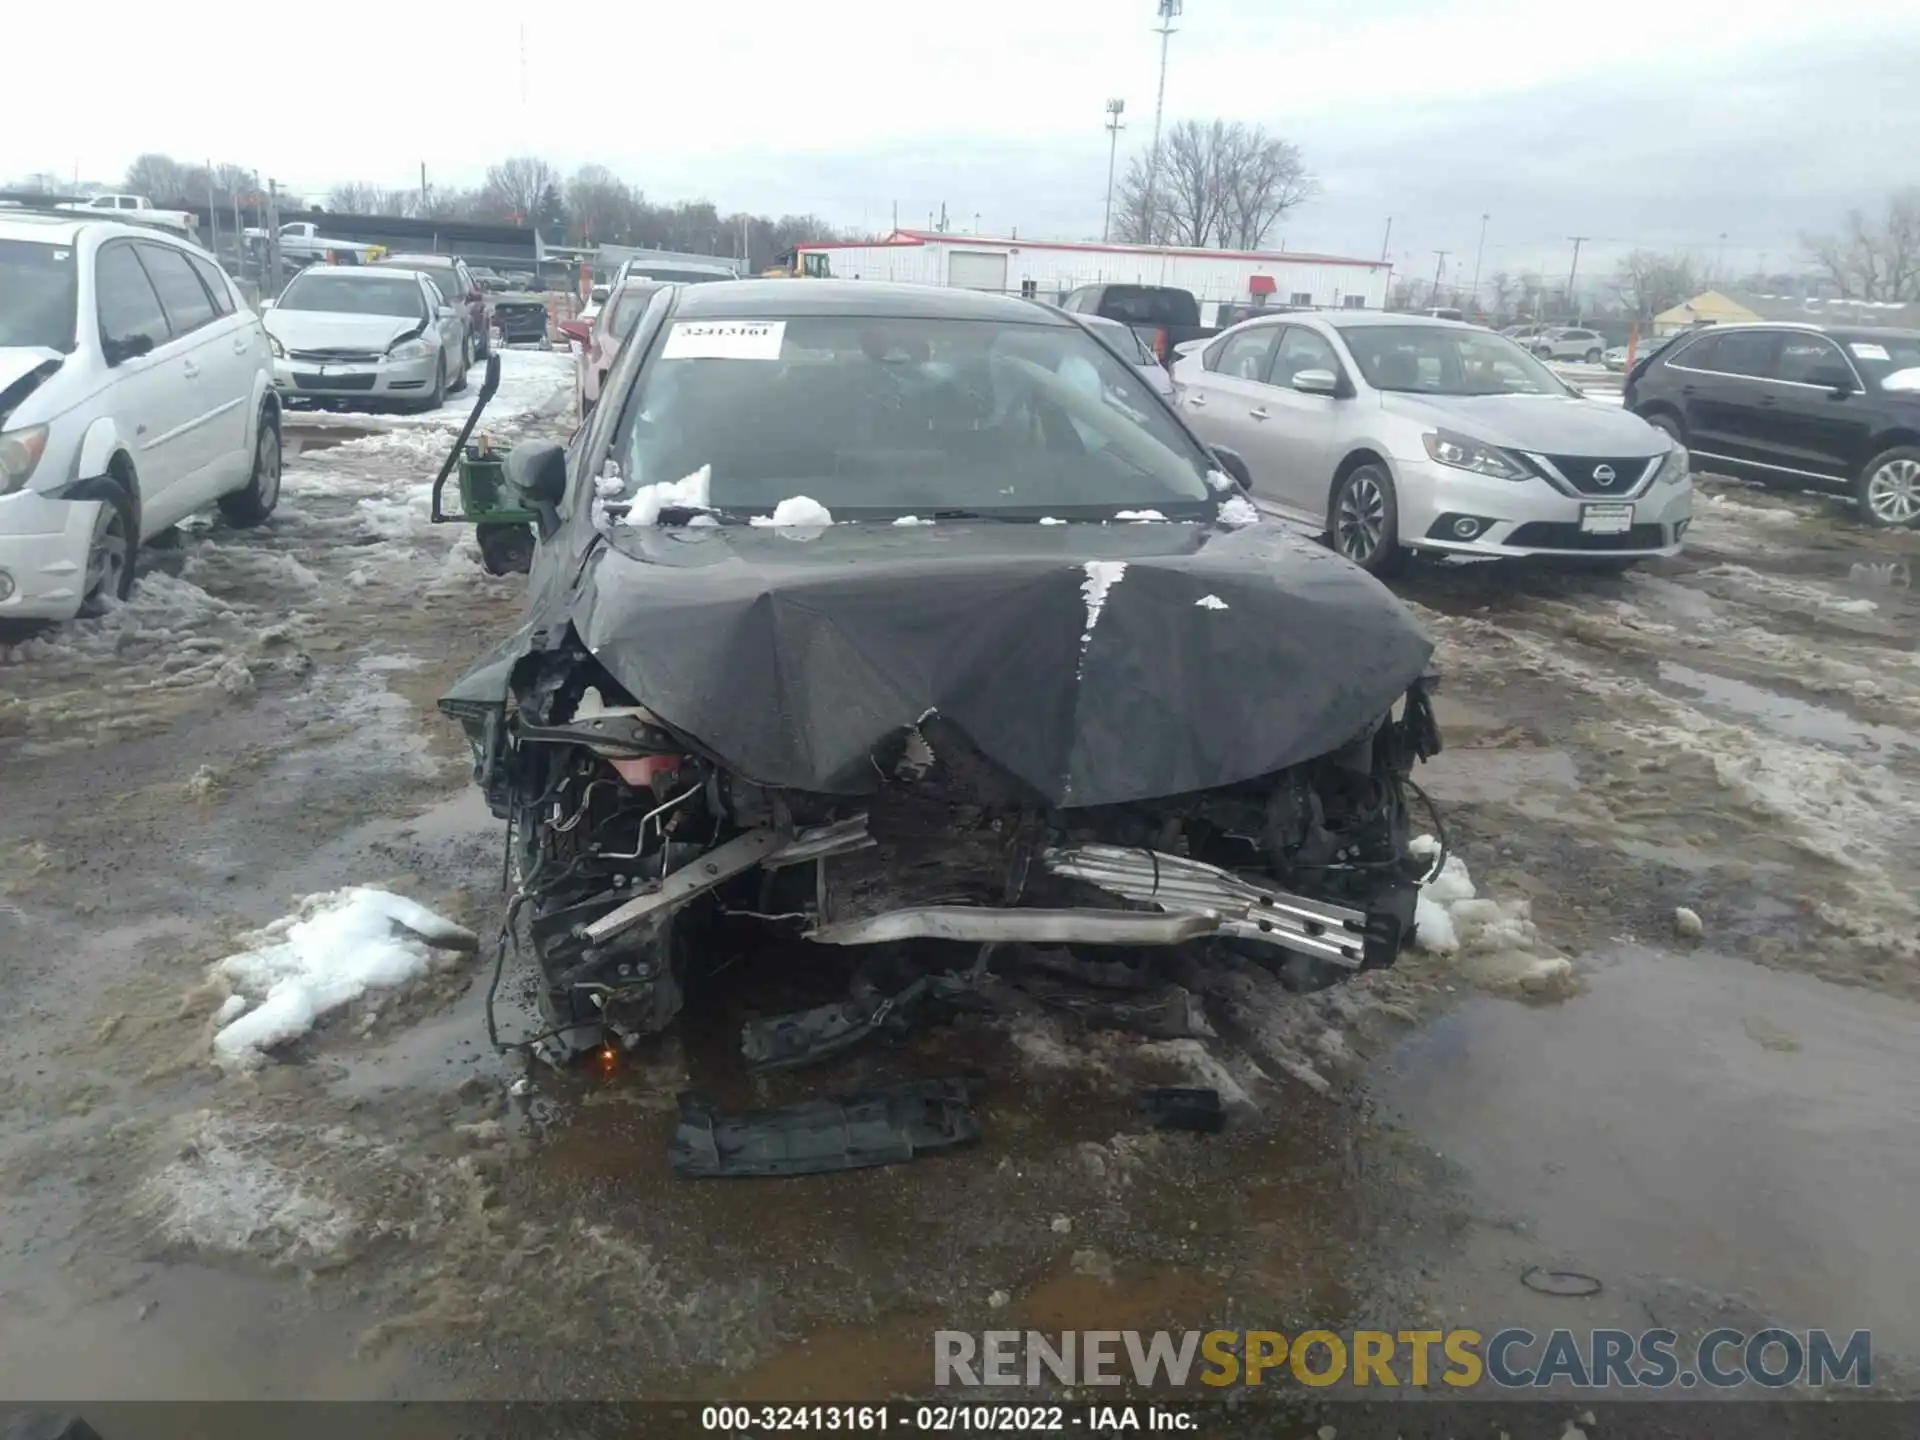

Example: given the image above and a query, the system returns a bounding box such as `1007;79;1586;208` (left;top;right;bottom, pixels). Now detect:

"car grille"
1527;454;1659;497
1506;521;1668;551
288;348;382;363
292;372;377;392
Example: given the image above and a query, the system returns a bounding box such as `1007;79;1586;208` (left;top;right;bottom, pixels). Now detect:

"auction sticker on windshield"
662;320;786;360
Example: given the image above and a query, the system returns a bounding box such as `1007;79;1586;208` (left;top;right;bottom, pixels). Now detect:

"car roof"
295;264;427;281
0;210;87;244
1314;311;1480;331
1679;320;1920;342
671;279;1072;324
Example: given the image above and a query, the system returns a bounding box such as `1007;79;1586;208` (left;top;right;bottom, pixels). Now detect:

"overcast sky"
9;0;1917;289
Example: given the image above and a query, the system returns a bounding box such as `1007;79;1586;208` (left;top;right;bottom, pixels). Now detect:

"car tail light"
1152;328;1169;360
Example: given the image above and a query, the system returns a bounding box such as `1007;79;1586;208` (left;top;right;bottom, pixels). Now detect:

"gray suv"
1170;312;1692;573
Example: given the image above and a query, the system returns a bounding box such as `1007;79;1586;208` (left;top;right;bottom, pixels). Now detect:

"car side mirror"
558;318;593;345
1292;368;1339;395
1210;445;1253;489
504;439;568;538
258;298;275;311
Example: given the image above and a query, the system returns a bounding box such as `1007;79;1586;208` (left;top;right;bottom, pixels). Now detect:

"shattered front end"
446;639;1442;1069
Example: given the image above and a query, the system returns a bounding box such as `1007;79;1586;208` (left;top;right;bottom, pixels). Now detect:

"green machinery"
428;353;538;576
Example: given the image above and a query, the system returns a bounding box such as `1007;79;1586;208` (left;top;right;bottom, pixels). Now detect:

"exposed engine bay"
450;639;1444;1068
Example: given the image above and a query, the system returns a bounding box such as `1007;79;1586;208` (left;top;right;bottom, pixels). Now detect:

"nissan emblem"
1593;464;1618;487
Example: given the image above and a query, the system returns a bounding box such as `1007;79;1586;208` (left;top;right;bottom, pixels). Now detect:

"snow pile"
1205;469;1237;492
623;463;713;528
209;888;477;1071
750;495;834;528
1410;836;1574;998
1115;509;1166;522
1195;594;1229;610
1217;494;1260;527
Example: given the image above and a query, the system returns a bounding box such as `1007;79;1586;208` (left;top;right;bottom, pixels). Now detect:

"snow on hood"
0;347;65;422
1379;389;1666;456
263;310;423;351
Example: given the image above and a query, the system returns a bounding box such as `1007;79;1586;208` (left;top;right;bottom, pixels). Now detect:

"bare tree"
1610;249;1702;320
1803;189;1920;302
1488;270;1515;321
328;182;385;214
125;154;194;202
1112;120;1315;249
483;156;562;224
565;164;640;244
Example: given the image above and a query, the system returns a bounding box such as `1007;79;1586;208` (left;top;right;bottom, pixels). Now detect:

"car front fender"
66;415;136;495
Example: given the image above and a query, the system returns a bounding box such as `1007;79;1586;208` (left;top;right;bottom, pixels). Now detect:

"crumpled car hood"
264;312;420;351
449;518;1434;809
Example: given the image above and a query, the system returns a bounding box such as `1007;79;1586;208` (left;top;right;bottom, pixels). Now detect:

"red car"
559;279;666;415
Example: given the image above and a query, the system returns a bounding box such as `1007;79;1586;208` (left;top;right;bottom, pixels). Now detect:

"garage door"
947;251;1009;291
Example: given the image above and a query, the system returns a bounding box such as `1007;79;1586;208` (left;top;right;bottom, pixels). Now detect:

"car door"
1664;329;1781;467
427;277;462;372
1175;324;1281;482
92;240;196;532
132;240;234;509
185;250;265;491
1762;335;1874;484
1242;323;1344;515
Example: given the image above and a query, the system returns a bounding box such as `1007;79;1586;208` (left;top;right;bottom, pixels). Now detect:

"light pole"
1103;99;1127;243
1470;212;1489;311
1143;0;1182;244
1566;235;1589;321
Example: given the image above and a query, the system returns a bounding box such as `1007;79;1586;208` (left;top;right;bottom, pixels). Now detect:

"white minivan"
0;209;281;621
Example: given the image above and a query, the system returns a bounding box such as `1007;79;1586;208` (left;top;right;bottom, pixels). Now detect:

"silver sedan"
261;266;467;411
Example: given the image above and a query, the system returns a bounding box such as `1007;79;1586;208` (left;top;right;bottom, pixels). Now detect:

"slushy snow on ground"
209;888;478;1071
1410;835;1575;998
750;496;834;528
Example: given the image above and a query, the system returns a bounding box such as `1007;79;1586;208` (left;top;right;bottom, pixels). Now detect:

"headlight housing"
267;333;285;359
1421;429;1530;481
386;338;433;362
0;425;50;497
1655;445;1690;484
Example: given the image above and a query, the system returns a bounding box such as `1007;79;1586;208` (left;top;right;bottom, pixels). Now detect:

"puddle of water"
1375;942;1920;1348
1656;661;1920;760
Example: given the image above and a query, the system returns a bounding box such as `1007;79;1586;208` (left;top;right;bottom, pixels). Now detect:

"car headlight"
268;333;285;359
1656;445;1690;484
1421;429;1530;481
0;425;50;496
386;338;433;361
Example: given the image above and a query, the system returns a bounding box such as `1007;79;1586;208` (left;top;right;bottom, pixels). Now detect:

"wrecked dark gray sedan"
440;281;1442;1067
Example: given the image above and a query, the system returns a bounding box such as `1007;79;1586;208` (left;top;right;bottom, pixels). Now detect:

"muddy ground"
1;370;1916;1418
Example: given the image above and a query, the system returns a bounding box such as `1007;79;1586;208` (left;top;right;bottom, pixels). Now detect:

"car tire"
1855;445;1920;529
451;338;471;393
1329;463;1405;576
1641;410;1686;446
1534;345;1552;358
1584;347;1603;363
76;481;136;619
218;410;283;528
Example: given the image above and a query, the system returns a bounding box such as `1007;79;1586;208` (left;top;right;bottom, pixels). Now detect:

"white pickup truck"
55;194;198;238
243;220;385;265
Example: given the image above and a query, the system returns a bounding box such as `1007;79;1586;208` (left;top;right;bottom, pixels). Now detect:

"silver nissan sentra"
261;265;468;412
1172;311;1692;573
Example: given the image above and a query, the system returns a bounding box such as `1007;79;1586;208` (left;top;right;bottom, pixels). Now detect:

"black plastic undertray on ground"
669;1077;982;1178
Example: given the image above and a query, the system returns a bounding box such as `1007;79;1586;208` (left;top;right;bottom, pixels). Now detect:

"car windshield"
278;274;425;318
1843;334;1920;390
1337;323;1570;397
604;286;661;340
609;313;1216;520
0;239;78;352
1084;316;1157;366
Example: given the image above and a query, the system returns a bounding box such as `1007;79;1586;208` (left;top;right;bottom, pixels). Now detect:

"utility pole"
1470;213;1489;309
1566;235;1589;320
1716;231;1728;277
265;179;282;295
1379;216;1392;261
1431;250;1450;306
1142;0;1182;243
891;200;898;233
420;162;429;216
1103;98;1127;243
205;160;219;268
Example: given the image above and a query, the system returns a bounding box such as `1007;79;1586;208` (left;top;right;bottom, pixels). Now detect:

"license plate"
1580;503;1634;535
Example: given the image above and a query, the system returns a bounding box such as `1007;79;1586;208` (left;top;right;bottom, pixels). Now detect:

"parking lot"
1;333;1915;1407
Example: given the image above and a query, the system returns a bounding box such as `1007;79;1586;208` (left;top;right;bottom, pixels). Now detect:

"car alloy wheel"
1336;473;1388;563
1865;456;1920;526
82;501;130;610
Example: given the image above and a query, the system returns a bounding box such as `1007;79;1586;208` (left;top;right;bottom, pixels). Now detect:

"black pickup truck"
1060;284;1219;367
